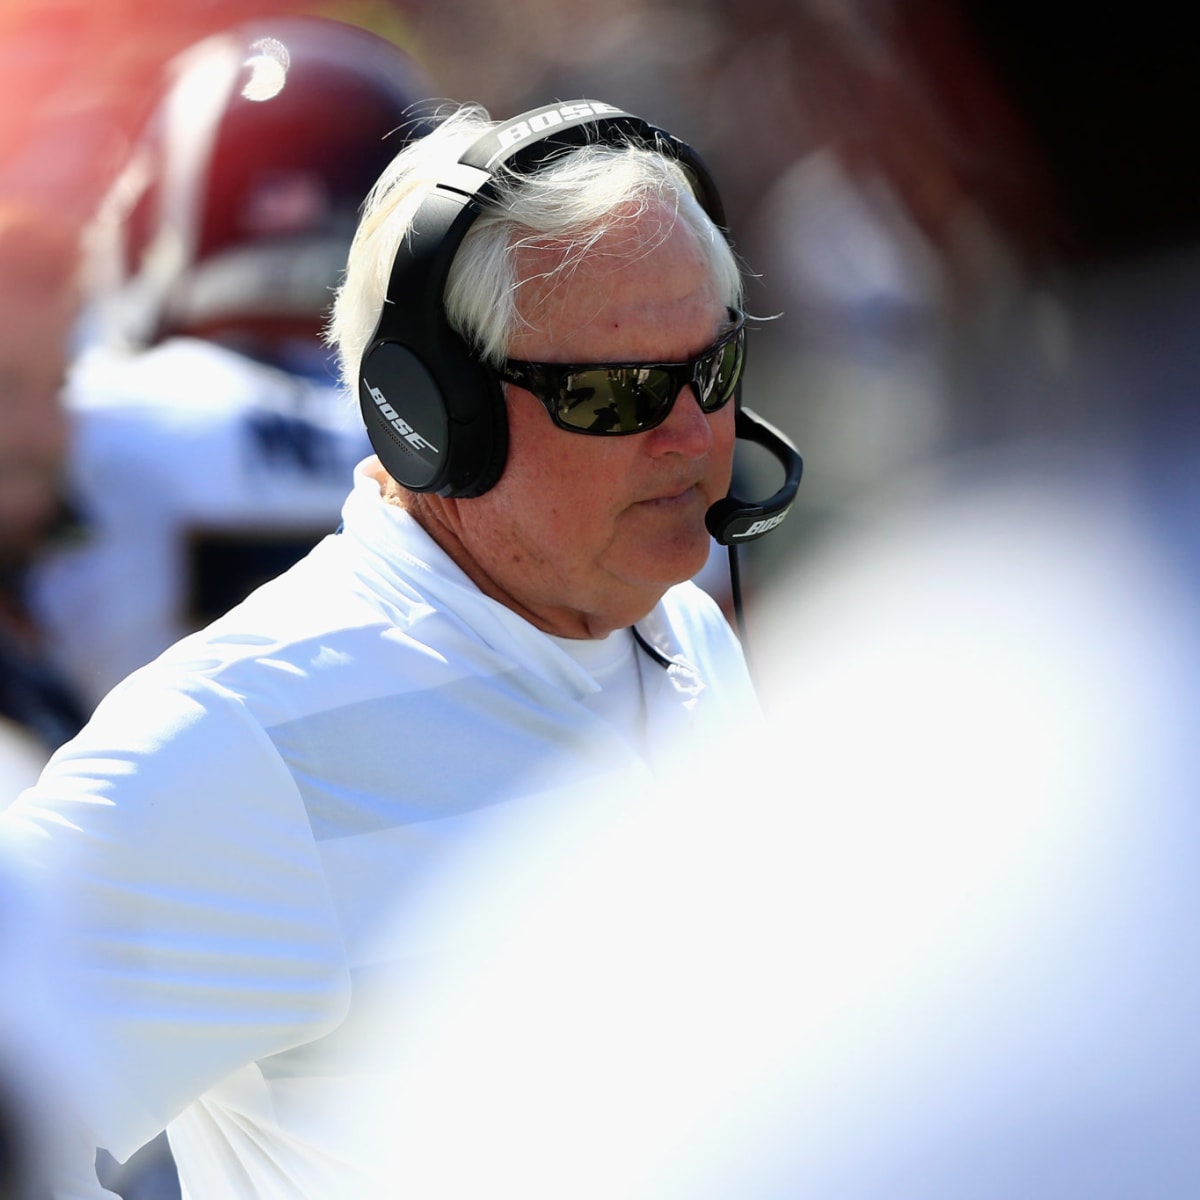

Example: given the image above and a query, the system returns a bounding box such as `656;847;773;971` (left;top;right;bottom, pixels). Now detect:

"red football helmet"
89;16;439;349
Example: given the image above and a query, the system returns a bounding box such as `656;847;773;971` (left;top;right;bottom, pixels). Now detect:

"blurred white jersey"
30;338;370;707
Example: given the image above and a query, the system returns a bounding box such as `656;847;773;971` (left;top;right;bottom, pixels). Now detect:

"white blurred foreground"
355;450;1200;1198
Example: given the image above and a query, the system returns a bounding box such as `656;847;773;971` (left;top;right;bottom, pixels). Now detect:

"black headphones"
357;99;802;544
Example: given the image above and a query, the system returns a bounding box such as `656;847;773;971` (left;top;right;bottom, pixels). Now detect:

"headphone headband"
463;101;728;231
462;100;635;170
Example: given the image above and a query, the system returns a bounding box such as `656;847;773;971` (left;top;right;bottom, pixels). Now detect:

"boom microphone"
706;408;804;546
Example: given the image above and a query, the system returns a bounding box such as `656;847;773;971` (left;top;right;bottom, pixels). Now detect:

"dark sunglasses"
497;309;746;436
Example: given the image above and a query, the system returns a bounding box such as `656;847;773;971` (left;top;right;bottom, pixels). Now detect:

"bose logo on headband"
495;101;625;151
364;380;440;455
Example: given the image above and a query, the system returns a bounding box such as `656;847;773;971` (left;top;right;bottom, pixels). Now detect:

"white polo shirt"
4;461;757;1198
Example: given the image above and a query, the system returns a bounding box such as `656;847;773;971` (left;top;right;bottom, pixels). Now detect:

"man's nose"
646;385;715;456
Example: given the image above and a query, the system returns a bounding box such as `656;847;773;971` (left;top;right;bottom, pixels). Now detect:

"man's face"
0;283;72;568
424;200;736;638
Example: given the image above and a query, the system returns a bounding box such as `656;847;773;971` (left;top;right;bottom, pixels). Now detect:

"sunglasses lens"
525;316;745;435
700;334;744;410
558;369;675;433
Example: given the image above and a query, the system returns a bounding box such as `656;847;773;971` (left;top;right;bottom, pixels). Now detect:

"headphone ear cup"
359;334;509;498
359;341;450;492
457;373;510;498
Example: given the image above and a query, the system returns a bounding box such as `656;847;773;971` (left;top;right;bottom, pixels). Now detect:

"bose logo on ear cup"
739;512;789;539
364;377;441;455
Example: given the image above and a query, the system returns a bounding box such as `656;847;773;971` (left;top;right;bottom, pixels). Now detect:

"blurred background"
0;0;1079;607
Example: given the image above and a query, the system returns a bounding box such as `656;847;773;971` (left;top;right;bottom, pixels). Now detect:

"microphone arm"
706;407;804;546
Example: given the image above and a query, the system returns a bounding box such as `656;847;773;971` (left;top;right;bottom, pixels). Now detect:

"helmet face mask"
88;17;437;352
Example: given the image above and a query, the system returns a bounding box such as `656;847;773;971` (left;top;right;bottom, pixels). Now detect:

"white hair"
327;103;743;390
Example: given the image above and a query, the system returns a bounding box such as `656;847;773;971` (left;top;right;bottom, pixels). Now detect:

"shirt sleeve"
1;668;352;1174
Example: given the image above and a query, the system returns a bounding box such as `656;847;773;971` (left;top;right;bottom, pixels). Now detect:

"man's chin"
623;538;714;595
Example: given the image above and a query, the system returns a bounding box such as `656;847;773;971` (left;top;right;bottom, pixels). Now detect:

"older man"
3;99;787;1198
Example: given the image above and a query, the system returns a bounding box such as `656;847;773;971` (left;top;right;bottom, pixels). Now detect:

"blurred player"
28;16;438;708
0;200;88;800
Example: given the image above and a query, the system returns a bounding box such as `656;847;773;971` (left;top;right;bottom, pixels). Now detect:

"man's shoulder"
148;545;472;714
